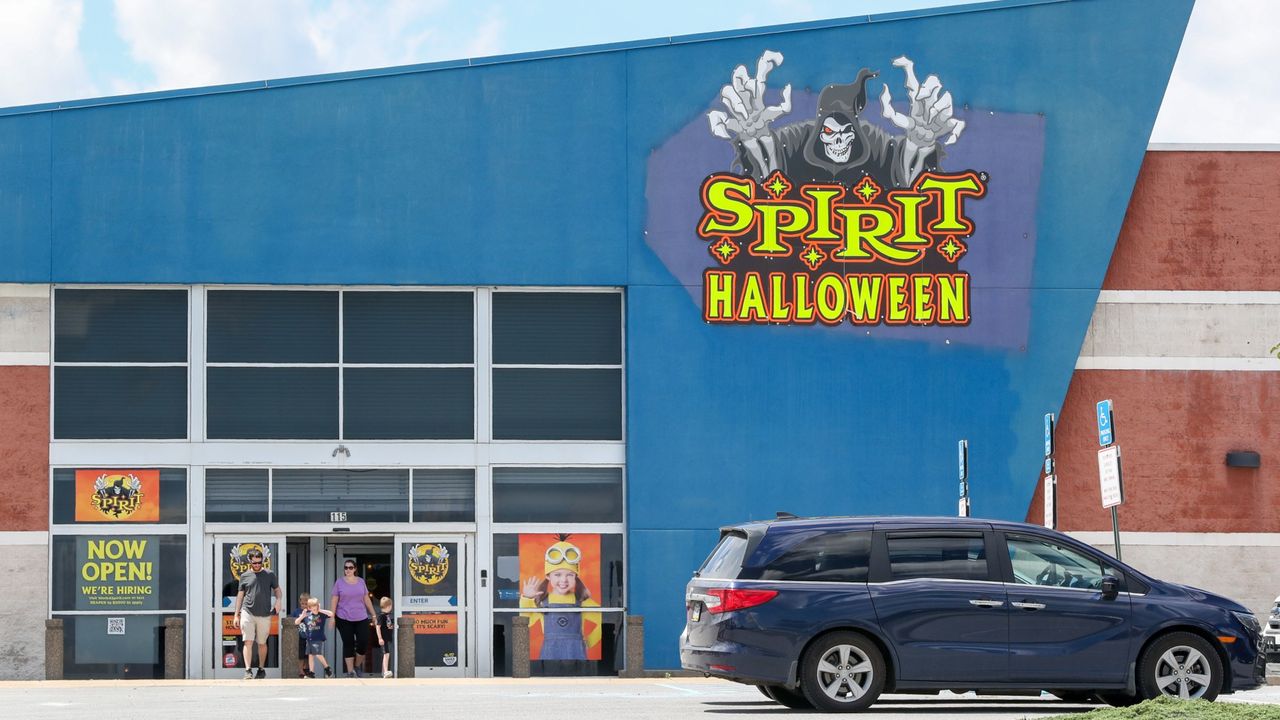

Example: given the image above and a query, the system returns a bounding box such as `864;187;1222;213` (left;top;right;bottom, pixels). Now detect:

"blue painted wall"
0;0;1192;668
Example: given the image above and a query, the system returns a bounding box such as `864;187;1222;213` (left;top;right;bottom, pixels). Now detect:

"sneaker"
382;670;393;678
354;668;364;678
305;670;315;679
255;668;267;679
324;667;334;678
243;669;254;680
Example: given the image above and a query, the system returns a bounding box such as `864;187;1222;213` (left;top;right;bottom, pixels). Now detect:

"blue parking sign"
1096;399;1114;446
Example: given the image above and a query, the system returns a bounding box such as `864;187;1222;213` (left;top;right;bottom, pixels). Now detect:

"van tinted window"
887;534;988;581
746;530;871;582
698;532;750;579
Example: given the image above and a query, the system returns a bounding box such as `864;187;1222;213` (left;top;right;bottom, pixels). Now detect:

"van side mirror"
1100;576;1120;600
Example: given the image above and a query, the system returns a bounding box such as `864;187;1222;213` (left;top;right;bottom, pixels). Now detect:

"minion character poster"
518;534;602;661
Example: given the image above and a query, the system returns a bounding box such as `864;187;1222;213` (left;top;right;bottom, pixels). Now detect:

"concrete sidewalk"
2;677;1278;720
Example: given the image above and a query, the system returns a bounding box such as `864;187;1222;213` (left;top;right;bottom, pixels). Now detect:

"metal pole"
1110;507;1122;561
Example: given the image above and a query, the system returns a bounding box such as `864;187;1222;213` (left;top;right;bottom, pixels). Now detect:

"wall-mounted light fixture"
1225;451;1260;468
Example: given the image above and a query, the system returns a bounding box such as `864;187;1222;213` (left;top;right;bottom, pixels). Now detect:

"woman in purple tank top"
329;560;378;677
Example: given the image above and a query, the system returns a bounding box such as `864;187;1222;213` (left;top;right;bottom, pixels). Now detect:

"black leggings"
335;617;370;659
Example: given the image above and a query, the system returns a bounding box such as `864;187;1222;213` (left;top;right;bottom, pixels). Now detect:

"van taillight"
705;588;778;614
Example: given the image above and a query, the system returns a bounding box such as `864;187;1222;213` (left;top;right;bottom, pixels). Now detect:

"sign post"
957;440;969;518
1043;413;1056;529
1096;399;1123;560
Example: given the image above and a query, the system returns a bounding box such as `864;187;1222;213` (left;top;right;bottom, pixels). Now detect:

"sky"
0;0;1275;144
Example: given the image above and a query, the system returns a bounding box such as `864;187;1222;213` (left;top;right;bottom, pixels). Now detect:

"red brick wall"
0;366;48;530
1104;151;1280;291
1027;370;1278;532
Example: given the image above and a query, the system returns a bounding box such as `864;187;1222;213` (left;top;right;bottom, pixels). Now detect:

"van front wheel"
1137;632;1222;702
799;631;885;712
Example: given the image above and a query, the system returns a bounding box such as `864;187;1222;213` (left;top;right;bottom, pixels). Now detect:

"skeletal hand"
708;50;792;141
879;56;965;182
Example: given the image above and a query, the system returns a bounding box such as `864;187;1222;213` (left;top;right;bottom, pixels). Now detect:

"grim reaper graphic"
708;51;965;189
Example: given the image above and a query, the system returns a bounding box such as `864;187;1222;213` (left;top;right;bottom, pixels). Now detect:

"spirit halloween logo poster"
404;542;458;608
75;469;160;522
698;52;982;327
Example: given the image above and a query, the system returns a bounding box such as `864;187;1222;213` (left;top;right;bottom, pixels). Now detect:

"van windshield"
698;532;750;579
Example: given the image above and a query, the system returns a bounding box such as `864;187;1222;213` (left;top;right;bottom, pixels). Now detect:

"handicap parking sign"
1096;399;1114;447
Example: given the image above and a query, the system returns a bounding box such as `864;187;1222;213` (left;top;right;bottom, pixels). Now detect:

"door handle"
969;599;1004;608
1011;601;1046;610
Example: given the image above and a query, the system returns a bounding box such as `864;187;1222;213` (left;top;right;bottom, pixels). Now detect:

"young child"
294;596;335;678
293;593;311;677
375;596;395;678
520;536;601;661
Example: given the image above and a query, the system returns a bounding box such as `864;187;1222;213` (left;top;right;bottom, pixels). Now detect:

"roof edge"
0;0;1065;117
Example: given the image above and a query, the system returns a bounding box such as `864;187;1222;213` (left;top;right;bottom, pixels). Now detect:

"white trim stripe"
1147;143;1280;152
1076;357;1280;371
1097;290;1280;305
0;352;50;366
0;284;50;298
0;531;49;545
1070;531;1280;547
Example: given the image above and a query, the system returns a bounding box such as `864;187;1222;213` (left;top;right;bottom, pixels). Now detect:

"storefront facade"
0;0;1222;679
47;286;627;678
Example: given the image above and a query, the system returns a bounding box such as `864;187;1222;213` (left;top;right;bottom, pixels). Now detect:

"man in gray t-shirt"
233;549;281;679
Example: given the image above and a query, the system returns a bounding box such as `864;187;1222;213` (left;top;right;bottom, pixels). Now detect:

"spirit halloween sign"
75;469;160;522
696;51;988;327
76;536;159;610
403;542;458;609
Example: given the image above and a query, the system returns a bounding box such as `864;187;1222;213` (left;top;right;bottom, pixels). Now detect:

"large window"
492;292;622;440
51;468;188;525
53;289;188;439
492;467;623;523
49;464;189;680
205;289;475;440
204;467;476;523
490;464;625;677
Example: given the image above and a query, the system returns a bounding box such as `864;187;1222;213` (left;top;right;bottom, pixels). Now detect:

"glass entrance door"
396;536;469;676
327;544;392;676
212;536;286;678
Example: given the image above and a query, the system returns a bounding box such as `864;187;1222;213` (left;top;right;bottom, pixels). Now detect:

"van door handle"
969;599;1004;608
1011;601;1046;610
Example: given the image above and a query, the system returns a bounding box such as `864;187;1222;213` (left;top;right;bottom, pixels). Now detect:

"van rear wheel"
764;685;815;709
799;631;885;712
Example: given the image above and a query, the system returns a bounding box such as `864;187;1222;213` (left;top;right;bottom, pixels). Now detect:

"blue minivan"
680;516;1266;712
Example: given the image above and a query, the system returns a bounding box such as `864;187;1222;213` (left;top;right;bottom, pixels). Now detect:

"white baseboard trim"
0;531;49;545
0;352;50;366
1096;290;1280;305
1070;531;1280;547
1075;357;1280;371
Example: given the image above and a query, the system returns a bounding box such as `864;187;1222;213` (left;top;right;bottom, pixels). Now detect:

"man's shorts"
240;612;272;644
306;641;325;655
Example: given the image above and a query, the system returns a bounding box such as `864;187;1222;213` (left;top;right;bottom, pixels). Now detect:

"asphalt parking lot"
4;677;1280;720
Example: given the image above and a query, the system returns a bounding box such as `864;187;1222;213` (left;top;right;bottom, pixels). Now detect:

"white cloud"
0;0;95;107
464;8;505;58
110;0;493;95
1152;0;1280;143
